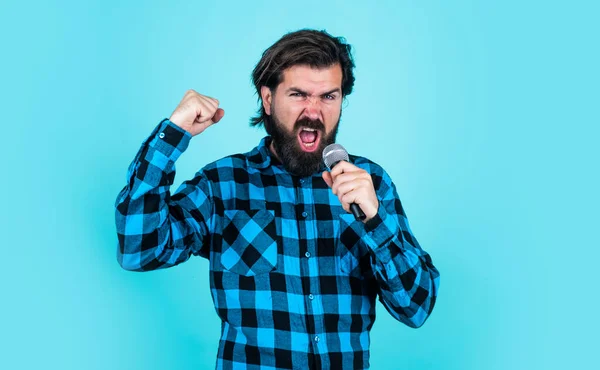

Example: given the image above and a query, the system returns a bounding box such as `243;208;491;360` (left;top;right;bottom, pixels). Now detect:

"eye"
290;92;305;97
323;94;336;100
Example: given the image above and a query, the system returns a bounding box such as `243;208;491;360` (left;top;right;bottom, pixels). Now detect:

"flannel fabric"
115;118;440;369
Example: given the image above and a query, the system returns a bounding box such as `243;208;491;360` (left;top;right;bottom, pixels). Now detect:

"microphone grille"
322;143;349;169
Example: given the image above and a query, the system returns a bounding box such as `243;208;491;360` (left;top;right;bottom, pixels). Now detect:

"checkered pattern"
115;119;441;369
221;210;278;276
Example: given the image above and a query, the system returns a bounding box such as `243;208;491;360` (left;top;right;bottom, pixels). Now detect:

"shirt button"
305;251;311;258
308;294;314;300
299;178;304;184
301;211;308;218
314;335;320;342
159;132;165;139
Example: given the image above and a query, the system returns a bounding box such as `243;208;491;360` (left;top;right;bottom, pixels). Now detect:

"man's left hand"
322;161;379;222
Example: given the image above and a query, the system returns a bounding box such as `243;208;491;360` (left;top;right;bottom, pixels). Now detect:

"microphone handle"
328;160;367;221
350;203;366;221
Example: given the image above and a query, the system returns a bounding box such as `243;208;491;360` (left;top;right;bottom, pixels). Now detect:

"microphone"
322;143;366;221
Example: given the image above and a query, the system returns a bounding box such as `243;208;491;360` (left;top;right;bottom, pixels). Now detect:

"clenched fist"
169;89;225;136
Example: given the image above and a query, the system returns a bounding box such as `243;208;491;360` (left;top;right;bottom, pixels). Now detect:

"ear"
260;86;273;115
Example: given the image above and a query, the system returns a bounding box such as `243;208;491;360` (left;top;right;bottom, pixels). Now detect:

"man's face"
261;64;343;177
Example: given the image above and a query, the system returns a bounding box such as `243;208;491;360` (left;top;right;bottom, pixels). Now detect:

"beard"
264;106;341;177
265;109;340;177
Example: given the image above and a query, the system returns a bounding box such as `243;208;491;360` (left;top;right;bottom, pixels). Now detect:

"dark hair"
250;29;356;128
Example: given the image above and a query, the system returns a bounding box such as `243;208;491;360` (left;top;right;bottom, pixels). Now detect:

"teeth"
302;128;317;132
303;142;315;147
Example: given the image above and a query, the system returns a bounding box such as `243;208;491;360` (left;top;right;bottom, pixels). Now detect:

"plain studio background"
1;1;598;369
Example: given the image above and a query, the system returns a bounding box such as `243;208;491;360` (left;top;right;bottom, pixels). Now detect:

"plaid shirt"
115;119;440;369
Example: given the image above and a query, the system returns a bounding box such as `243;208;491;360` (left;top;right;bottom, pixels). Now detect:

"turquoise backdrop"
1;0;598;369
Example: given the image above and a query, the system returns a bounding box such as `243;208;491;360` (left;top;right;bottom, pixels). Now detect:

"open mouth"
297;127;321;152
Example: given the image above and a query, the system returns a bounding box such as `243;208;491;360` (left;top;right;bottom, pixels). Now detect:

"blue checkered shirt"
115;119;440;369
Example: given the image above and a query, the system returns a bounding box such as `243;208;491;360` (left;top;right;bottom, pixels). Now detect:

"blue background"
1;0;598;369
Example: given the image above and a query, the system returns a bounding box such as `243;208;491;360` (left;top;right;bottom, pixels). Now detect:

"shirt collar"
247;136;278;169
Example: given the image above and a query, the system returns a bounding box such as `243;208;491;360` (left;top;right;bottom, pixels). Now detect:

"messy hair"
250;29;356;128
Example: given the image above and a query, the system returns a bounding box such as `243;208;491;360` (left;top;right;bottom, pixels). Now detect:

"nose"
303;96;321;121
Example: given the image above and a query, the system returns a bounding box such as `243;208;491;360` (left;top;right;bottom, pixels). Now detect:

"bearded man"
115;29;440;370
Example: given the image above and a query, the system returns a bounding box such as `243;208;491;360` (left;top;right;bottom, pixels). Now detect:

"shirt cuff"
362;202;400;252
148;118;192;162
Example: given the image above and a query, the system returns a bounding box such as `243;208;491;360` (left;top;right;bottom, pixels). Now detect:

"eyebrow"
287;87;341;96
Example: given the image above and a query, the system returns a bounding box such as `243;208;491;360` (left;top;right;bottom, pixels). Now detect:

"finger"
330;161;360;179
198;95;218;111
332;174;352;195
202;95;219;109
335;180;359;198
340;199;352;213
331;172;366;195
212;108;225;123
330;160;349;178
208;97;220;107
336;177;371;199
322;171;333;188
190;117;218;135
195;101;218;123
340;189;361;206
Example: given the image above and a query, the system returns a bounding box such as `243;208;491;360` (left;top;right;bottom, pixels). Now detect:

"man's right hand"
169;89;225;137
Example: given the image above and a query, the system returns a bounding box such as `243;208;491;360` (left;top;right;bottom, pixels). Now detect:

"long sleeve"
114;119;214;271
362;172;440;328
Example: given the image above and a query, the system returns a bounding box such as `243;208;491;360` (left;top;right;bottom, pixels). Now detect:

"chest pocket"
220;209;278;276
337;213;373;279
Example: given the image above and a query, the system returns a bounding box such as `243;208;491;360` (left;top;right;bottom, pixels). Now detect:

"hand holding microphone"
169;89;225;137
322;144;379;222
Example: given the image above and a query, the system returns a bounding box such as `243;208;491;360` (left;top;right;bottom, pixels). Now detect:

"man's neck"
269;140;282;162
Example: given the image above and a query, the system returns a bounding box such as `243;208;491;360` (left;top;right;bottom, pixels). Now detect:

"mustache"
294;117;325;132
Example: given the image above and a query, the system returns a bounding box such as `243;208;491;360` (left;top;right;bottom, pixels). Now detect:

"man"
115;29;440;370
